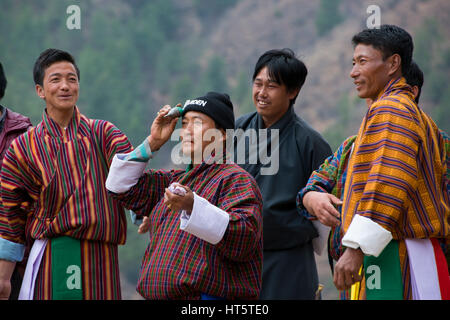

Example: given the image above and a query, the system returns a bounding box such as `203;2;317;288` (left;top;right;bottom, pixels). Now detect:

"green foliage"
414;18;440;75
323;94;360;151
118;213;149;285
231;71;254;117
0;0;242;294
193;0;240;21
172;74;196;104
413;19;450;133
197;56;229;94
3;0;446;300
315;0;343;37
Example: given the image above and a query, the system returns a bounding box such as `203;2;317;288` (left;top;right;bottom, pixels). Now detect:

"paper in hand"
168;183;187;196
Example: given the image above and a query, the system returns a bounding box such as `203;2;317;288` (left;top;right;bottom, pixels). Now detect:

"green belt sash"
51;236;83;300
364;240;403;300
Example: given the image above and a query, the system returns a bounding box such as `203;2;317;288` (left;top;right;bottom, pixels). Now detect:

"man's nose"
350;65;359;79
60;79;70;90
181;125;193;138
259;86;268;97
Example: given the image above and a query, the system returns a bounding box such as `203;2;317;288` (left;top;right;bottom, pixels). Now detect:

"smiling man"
0;49;132;300
297;60;450;300
235;49;332;299
105;92;263;300
334;25;449;299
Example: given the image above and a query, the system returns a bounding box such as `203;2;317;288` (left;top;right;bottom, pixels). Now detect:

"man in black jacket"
234;49;332;299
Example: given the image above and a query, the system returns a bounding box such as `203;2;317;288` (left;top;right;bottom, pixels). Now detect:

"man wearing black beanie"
182;91;235;131
106;92;263;300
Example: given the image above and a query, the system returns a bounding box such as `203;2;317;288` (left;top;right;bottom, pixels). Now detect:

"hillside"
1;0;449;300
200;0;450;147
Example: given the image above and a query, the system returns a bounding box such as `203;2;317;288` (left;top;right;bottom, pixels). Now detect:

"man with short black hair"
234;48;332;299
334;25;449;299
298;60;450;299
0;49;132;300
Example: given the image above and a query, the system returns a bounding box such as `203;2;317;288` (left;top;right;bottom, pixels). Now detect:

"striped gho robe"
108;155;263;300
341;77;450;299
0;107;132;299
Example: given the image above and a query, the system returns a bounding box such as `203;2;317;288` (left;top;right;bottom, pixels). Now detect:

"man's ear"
288;88;300;101
387;53;401;76
411;85;419;100
35;84;45;100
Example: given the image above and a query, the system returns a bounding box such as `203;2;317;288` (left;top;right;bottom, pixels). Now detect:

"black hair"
33;48;80;86
404;61;423;104
352;24;413;76
252;48;308;106
0;62;7;100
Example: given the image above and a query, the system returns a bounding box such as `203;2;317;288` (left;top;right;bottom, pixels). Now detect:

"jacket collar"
0;105;6;124
41;106;88;141
0;106;32;134
256;105;296;132
185;149;231;174
374;76;414;103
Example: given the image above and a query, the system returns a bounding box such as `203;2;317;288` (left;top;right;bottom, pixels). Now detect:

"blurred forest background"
1;0;449;299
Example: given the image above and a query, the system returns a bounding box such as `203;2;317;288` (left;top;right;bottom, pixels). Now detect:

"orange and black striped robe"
0;107;132;299
342;77;450;299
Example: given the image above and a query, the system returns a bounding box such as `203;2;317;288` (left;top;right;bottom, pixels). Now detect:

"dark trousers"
9;267;23;300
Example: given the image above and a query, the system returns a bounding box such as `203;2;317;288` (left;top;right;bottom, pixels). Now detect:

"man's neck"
190;146;226;166
47;106;75;128
372;73;403;102
261;106;290;129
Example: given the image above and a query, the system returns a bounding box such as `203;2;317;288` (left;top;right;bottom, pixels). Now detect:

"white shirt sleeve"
179;192;229;245
341;214;393;257
105;138;155;194
105;154;148;194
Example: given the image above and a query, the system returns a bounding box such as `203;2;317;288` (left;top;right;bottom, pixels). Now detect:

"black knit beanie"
181;92;235;130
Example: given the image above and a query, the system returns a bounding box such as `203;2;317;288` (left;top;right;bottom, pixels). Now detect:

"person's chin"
182;144;201;159
55;102;76;110
356;90;368;99
181;146;192;158
255;105;270;116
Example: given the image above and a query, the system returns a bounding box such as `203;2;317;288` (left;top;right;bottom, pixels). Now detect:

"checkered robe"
110;160;263;300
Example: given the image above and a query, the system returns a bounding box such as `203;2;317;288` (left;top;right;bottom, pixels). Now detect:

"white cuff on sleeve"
105;154;147;194
179;193;229;245
341;214;392;257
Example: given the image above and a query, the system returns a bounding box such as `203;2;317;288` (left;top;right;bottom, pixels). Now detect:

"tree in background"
414;18;450;133
1;0;448;299
315;0;343;36
323;93;362;151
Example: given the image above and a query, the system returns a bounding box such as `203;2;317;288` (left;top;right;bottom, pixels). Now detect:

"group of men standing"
0;24;448;300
